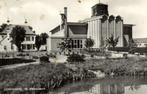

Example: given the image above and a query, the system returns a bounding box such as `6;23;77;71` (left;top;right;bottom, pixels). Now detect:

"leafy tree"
40;33;49;45
84;38;94;50
0;24;8;32
11;26;26;52
106;35;119;48
35;35;42;51
58;38;72;53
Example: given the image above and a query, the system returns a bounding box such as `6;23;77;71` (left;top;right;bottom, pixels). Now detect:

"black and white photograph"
0;0;147;94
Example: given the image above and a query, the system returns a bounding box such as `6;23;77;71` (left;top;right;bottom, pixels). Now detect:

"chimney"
64;7;67;21
63;7;68;38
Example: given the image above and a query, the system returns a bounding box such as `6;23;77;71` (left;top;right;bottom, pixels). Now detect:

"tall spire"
24;19;28;24
7;18;10;23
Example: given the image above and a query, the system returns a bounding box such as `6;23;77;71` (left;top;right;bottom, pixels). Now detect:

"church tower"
92;3;109;17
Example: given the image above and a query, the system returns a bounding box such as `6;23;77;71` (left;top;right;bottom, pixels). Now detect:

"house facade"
0;24;36;52
47;3;134;52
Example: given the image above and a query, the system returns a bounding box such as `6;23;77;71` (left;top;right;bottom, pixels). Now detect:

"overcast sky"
0;0;146;38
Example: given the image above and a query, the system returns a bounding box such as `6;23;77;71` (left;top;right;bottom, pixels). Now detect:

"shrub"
40;56;49;63
123;53;128;59
0;58;35;66
32;56;39;59
17;53;26;56
67;53;85;63
49;53;56;58
91;54;94;58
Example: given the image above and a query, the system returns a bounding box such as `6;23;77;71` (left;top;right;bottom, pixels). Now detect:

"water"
53;76;147;94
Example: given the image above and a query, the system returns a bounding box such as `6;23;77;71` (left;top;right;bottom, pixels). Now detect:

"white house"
0;24;36;52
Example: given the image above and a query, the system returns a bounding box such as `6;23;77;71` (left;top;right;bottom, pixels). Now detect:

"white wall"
86;16;102;48
0;36;17;52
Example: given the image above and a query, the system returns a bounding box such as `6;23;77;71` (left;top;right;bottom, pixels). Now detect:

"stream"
52;76;147;94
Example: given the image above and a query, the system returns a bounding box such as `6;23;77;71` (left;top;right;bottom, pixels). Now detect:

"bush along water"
67;53;85;63
0;63;96;94
40;56;50;63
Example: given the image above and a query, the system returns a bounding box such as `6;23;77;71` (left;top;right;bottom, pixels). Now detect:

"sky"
0;0;146;38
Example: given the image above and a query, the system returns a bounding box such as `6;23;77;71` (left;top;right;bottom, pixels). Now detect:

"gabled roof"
68;22;87;35
0;24;35;35
134;38;147;43
124;24;135;27
50;22;88;35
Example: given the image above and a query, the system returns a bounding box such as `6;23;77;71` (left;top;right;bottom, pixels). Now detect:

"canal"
52;76;147;94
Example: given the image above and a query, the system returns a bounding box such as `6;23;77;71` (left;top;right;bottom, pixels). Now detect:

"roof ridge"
0;36;7;45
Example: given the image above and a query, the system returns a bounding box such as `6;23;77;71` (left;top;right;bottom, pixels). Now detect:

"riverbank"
1;56;147;93
51;76;147;94
70;57;147;76
0;63;95;94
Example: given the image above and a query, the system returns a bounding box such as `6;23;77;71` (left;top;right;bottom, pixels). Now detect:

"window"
27;44;31;50
11;44;14;50
33;44;35;49
70;39;83;49
26;37;30;41
22;44;26;50
4;46;7;51
32;37;34;41
74;40;77;48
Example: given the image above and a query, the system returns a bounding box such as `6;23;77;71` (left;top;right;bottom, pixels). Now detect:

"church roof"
68;22;87;35
0;24;35;35
50;22;88;35
124;24;135;27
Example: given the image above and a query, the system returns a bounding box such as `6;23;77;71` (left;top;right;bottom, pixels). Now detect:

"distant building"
134;38;147;47
0;24;36;52
47;3;134;52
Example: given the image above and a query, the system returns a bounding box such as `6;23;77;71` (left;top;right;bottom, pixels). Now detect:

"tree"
0;24;8;32
58;38;72;53
84;38;94;50
106;35;119;48
35;35;42;51
11;26;26;52
40;33;49;45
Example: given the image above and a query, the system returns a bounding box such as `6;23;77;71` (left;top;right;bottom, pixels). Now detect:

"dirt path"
0;61;40;70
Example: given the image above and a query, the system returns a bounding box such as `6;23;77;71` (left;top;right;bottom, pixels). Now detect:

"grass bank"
71;57;147;76
0;58;35;66
0;63;95;94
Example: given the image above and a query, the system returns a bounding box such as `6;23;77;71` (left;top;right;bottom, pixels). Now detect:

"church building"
47;3;134;52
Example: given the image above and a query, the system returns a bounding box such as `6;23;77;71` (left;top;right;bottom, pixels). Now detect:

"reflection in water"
88;83;124;94
54;77;147;94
